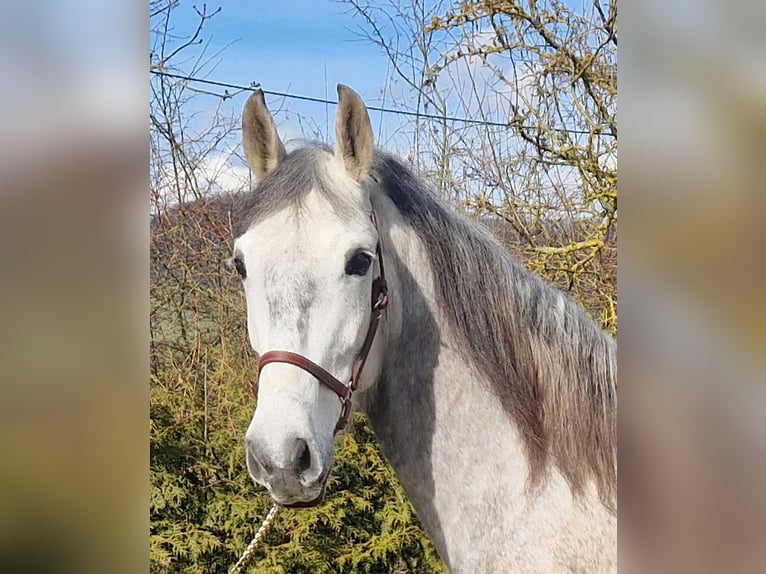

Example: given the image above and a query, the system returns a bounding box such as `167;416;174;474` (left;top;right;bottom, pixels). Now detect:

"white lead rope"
228;504;281;574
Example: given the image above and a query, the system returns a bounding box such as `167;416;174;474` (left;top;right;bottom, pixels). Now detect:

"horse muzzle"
245;433;331;506
253;470;328;508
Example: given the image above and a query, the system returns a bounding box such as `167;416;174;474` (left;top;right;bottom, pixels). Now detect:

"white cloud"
196;150;251;194
152;145;252;205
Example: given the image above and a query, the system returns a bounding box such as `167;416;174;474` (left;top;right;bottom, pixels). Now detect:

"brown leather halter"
249;214;389;434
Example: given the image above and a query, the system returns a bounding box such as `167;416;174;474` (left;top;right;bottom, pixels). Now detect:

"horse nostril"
246;438;272;475
295;439;312;475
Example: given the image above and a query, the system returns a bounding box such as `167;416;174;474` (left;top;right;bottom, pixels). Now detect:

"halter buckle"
372;278;389;311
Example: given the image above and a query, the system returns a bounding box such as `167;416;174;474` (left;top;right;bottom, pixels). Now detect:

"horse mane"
234;144;616;506
371;152;616;506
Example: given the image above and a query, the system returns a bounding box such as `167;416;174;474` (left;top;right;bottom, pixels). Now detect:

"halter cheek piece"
249;213;389;434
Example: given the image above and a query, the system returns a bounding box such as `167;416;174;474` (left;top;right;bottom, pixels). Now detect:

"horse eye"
345;251;372;276
233;256;247;279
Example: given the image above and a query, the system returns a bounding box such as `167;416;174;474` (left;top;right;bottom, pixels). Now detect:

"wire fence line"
150;69;614;138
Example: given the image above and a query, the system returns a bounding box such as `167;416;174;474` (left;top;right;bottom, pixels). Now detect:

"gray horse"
230;85;616;573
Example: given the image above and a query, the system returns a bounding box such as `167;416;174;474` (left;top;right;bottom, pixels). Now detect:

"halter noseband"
250;213;389;434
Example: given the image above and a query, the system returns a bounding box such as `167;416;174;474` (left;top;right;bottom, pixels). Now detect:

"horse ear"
335;84;373;182
242;90;286;179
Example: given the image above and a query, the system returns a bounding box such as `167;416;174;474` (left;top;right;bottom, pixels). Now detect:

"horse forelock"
234;144;362;237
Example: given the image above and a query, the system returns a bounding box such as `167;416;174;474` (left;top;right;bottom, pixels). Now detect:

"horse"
229;85;617;573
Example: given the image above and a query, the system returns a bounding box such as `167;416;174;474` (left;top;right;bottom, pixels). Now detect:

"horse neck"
357;198;616;572
354;209;503;564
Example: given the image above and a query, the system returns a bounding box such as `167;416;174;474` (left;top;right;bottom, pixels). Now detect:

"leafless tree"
344;0;617;330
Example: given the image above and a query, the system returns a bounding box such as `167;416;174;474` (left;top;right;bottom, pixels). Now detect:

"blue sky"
162;0;397;143
174;1;389;93
151;0;614;198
